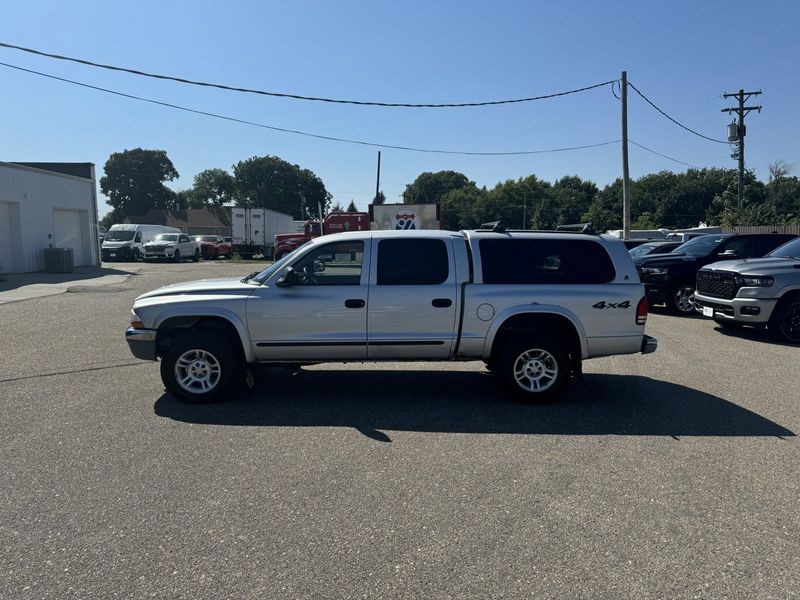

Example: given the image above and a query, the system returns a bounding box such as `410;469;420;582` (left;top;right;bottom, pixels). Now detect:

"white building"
0;162;100;273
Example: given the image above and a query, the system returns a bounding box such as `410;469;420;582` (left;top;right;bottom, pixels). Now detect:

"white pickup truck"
126;226;657;403
142;233;200;262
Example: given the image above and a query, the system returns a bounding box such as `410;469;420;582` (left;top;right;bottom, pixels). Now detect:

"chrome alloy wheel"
513;349;559;392
673;285;696;314
174;349;222;394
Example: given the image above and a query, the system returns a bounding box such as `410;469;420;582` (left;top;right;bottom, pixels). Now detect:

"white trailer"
231;207;294;258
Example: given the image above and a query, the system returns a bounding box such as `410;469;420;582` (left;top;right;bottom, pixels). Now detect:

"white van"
101;224;181;262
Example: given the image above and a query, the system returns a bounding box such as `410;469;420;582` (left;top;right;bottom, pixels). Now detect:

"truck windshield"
249;243;310;284
105;230;135;242
769;238;800;259
154;234;178;242
673;235;730;257
195;236;218;242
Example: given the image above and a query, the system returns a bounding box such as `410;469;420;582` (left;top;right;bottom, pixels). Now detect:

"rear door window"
377;239;449;285
480;239;616;284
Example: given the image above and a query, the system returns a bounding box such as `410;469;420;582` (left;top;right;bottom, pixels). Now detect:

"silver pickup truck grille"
696;271;737;299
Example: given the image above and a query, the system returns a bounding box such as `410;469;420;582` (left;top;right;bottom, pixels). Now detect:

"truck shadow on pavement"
153;370;795;442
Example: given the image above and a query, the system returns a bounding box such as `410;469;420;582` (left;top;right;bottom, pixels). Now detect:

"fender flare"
482;304;589;361
153;306;256;363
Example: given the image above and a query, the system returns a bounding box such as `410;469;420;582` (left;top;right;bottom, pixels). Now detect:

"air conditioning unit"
44;248;74;273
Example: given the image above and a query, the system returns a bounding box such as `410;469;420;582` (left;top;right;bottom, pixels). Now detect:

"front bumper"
641;335;658;354
143;249;176;259
694;293;777;324
126;327;157;360
102;246;134;261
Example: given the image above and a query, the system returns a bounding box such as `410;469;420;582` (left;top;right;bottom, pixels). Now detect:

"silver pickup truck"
126;227;657;403
694;236;800;342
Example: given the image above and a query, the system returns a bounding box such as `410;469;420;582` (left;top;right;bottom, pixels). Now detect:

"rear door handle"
345;299;365;309
432;298;452;308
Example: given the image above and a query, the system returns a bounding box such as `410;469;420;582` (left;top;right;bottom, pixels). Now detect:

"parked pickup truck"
694;236;800;343
194;235;233;259
142;233;200;262
126;226;657;404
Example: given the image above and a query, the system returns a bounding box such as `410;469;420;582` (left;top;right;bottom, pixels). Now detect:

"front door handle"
345;299;365;309
432;298;452;308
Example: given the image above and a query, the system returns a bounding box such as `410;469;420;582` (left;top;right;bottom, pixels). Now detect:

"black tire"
192;249;200;262
172;249;181;263
274;250;288;260
712;317;742;329
769;298;800;344
133;248;141;262
160;331;244;403
666;283;696;315
497;337;570;403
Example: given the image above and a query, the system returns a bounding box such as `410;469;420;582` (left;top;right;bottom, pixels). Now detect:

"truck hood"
701;257;800;275
135;278;256;300
635;253;696;267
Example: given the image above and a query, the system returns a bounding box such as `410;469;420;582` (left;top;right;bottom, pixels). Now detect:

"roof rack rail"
474;221;597;235
554;223;597;235
477;221;507;233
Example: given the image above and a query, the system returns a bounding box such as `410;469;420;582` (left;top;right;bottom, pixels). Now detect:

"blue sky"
2;0;798;217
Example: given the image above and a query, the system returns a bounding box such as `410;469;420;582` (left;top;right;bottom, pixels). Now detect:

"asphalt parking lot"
2;261;798;599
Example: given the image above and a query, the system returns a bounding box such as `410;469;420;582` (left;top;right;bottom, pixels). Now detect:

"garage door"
53;209;86;266
0;202;13;271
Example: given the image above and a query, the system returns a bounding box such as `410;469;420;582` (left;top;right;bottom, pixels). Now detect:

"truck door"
367;237;458;359
247;239;370;361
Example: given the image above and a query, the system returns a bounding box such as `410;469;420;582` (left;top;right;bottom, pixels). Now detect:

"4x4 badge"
593;301;631;309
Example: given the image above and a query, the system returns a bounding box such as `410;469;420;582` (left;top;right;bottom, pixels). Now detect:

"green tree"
346;200;359;212
372;191;386;205
331;201;344;212
100;148;179;219
233;155;331;219
402;171;471;204
192;168;235;206
439;184;488;229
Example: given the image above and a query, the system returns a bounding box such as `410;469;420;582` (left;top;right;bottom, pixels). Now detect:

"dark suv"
635;233;796;315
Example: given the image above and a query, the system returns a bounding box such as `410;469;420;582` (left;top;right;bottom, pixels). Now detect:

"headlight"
736;275;774;287
641;266;668;275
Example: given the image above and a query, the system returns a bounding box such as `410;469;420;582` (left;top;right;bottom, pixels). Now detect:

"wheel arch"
483;306;588;365
154;310;255;363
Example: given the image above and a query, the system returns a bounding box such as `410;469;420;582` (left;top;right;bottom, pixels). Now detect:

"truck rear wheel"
160;332;244;403
192;248;200;262
498;338;569;403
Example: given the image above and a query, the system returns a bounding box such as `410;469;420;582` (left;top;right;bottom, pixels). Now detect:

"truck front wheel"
160;332;244;403
769;297;800;344
498;338;569;403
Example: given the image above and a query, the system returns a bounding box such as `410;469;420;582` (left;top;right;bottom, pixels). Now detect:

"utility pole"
722;89;762;209
522;192;527;229
621;71;631;238
375;151;381;203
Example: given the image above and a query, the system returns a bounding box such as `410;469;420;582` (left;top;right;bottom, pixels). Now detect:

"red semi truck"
274;212;370;259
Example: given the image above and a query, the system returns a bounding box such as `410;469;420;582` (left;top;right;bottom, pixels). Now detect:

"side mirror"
276;267;298;287
719;250;738;258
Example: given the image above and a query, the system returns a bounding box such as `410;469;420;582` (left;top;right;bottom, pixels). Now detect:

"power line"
0;61;620;156
627;81;727;144
629;139;701;168
0;41;615;108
